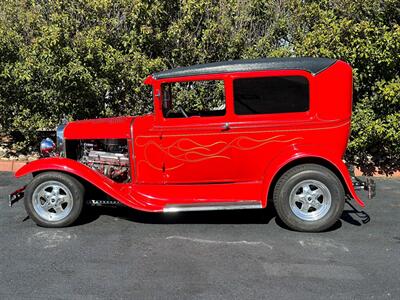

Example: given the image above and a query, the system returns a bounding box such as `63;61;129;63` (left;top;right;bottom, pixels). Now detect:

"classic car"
10;57;375;232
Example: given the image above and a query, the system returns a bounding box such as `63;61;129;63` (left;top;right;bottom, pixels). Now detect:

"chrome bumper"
9;186;26;207
352;177;376;199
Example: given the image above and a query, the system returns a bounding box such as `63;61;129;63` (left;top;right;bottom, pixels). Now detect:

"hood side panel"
64;117;134;139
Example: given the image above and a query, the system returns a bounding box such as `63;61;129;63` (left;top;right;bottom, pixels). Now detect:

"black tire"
24;172;84;227
273;164;345;232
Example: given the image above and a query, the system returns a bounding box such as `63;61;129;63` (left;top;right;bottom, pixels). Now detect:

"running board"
163;201;262;213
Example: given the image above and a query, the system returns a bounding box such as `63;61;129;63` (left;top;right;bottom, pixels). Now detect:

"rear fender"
15;158;162;211
262;145;365;208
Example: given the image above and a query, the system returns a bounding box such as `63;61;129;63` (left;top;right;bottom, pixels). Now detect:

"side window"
233;76;309;115
162;80;225;118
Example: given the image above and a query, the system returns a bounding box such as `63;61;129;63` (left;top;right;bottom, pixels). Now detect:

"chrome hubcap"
289;179;331;221
32;181;73;222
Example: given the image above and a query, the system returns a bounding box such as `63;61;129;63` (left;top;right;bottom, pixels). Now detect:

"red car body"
16;57;365;214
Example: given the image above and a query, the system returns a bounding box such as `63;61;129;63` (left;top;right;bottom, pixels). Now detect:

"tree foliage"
0;0;399;174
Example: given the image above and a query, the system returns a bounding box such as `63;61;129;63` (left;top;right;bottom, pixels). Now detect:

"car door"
159;78;236;184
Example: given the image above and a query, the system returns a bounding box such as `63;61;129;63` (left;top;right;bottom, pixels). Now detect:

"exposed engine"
78;139;130;183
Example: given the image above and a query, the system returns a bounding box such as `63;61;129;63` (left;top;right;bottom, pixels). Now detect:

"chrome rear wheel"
289;179;332;221
273;164;345;232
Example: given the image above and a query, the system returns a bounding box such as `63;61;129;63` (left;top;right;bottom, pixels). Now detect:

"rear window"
233;76;309;115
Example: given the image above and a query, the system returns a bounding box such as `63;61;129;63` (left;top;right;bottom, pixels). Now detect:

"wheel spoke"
42;200;52;209
312;189;323;199
37;190;50;200
302;185;311;194
37;190;45;198
54;205;63;214
300;203;310;213
52;186;60;197
293;194;304;204
57;195;69;204
312;200;322;210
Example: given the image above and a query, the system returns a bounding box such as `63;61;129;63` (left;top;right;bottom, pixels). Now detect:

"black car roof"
152;57;337;79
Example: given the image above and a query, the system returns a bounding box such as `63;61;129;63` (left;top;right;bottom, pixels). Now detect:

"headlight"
39;138;56;157
56;124;66;156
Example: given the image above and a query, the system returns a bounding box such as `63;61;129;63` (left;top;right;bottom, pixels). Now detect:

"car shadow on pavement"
340;199;371;226
75;199;370;231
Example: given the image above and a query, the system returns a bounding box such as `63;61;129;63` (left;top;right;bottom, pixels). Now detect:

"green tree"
0;0;399;174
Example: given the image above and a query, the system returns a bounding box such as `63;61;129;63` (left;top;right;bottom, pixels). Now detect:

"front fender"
262;145;365;208
15;158;162;212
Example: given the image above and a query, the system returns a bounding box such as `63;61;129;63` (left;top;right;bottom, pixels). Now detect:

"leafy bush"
0;0;398;174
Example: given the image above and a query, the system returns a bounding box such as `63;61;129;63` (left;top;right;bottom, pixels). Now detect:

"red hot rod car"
10;57;375;232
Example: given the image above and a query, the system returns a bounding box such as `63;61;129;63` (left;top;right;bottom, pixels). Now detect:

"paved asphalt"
0;172;399;300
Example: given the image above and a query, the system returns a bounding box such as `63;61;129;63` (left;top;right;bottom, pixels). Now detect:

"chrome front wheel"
32;181;74;222
24;172;84;227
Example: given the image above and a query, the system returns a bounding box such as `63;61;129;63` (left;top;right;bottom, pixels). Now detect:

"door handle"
222;122;230;131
